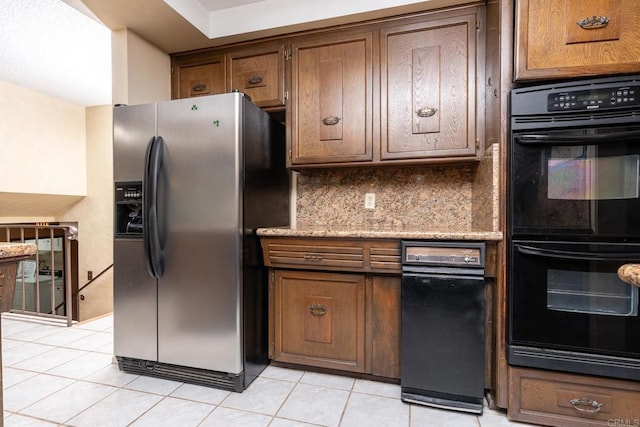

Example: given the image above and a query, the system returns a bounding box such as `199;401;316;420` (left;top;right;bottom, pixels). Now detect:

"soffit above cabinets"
165;0;475;42
78;0;474;53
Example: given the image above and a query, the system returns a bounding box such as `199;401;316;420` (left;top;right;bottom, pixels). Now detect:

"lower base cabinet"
272;270;366;372
269;269;401;378
262;237;402;379
508;366;640;426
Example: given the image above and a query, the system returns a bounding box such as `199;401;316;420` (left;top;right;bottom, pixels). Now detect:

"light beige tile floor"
1;313;534;426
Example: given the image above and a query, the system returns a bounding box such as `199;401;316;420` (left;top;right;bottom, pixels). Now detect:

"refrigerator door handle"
143;136;165;278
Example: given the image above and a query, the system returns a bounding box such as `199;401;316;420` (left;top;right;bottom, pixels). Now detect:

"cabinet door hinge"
476;139;481;150
284;90;289;101
170;67;174;75
271;271;275;283
285;48;292;60
288;149;292;160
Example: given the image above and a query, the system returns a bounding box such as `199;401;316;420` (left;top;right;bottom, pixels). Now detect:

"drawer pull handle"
309;304;328;316
192;83;207;92
247;75;264;85
416;107;438;118
576;16;610;30
303;254;323;261
569;397;603;413
322;116;341;126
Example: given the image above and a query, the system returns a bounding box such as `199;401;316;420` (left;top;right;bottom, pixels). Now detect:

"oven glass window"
510;126;640;237
547;269;638;316
548;149;640;200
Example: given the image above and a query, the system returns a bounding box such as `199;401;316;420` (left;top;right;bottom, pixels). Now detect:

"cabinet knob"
322;116;341;126
309;304;328;316
576;16;611;30
569;397;603;413
415;107;438;118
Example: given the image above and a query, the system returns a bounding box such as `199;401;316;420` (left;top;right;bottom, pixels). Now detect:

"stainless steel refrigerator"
112;93;289;391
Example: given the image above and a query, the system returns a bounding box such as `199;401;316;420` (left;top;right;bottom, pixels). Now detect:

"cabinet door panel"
273;270;366;372
178;60;226;98
381;14;478;160
291;32;373;165
371;276;400;378
515;0;640;80
228;45;285;108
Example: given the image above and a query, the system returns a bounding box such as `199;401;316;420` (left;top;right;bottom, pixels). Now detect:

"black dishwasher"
401;241;486;414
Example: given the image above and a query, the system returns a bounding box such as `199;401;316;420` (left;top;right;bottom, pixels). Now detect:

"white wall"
0;80;86;196
112;29;171;106
57;105;114;320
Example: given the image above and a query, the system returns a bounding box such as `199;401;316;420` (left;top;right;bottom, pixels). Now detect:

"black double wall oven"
508;75;640;381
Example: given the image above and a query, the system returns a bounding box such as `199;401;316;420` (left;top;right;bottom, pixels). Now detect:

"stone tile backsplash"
295;145;498;232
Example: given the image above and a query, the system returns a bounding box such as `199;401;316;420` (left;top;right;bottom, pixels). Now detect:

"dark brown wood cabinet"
370;275;401;378
227;43;286;108
508;366;640;426
170;4;484;168
171;44;287;107
272;270;366;372
515;0;640;80
381;11;480;161
288;7;483;167
290;31;373;166
261;236;401;378
171;52;226;99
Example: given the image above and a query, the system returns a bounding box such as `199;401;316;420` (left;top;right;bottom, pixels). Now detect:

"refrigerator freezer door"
113;103;156;182
113;239;158;361
156;94;244;373
113;103;158;363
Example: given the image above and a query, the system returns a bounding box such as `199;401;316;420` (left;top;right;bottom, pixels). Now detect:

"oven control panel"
402;242;485;268
548;85;639;111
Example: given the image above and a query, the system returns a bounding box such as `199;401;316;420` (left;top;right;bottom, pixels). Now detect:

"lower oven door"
508;240;640;380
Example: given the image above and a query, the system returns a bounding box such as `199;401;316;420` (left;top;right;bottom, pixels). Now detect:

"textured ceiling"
0;0;111;107
0;0;467;108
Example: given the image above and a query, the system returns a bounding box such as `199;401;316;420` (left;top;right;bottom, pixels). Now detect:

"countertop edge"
257;228;503;241
0;243;38;260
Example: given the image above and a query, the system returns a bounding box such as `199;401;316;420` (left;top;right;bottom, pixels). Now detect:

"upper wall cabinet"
290;31;373;166
172;44;286;109
515;0;640;80
170;5;484;169
288;6;483;168
227;43;286;108
380;11;481;161
171;52;226;99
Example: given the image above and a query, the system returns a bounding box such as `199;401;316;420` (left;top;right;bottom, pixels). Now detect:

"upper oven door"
510;124;640;240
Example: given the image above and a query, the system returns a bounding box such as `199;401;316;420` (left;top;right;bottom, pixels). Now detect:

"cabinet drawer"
369;246;401;273
266;243;364;269
261;237;401;273
509;367;640;426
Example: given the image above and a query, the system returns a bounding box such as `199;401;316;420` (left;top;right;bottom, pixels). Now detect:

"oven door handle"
514;129;640;146
516;244;640;261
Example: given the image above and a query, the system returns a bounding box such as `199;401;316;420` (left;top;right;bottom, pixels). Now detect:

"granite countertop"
257;227;503;241
0;242;38;261
618;264;640;288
